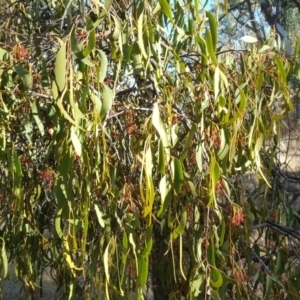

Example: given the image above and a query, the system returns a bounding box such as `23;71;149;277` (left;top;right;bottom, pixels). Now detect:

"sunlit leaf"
152;103;170;159
98;49;108;82
100;84;113;121
54;40;67;92
83;26;96;57
206;11;218;52
158;0;174;23
240;35;258;43
158;175;172;217
71;126;82;157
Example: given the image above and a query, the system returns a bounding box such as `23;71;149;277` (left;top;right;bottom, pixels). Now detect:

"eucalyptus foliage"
0;0;298;299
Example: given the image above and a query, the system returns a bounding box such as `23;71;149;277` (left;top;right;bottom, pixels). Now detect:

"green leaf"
138;254;148;285
0;48;10;61
55;208;63;239
196;142;203;172
143;146;155;217
13;151;22;181
275;56;286;84
157;175;172;217
210;267;223;288
100;84;113;121
210;289;222;300
172;209;187;239
210;158;220;195
158;0;174;23
104;238;111;282
14;65;32;90
83;24;96;57
217;128;229;160
31;100;45;136
54;40;67;92
0;238;8;278
137;3;147;59
206;11;218;52
214;66;220;100
99;0;114;19
152;103;170;159
172;157;184;193
158;139;165;174
142;225;153;257
71;127;82;157
97;50;108;83
263;275;273;300
94;204;105;228
81;57;95;67
70;29;82;54
205;30;217;64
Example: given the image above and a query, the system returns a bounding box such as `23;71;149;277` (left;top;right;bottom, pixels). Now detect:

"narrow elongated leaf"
206;11;218;51
99;0;114;19
0;238;8;278
54;40;67;92
100;84;113;121
172;157;184;193
71;127;82;157
152;103;170;159
275;56;286;84
263;275;273;300
158;0;174;23
158;139;165;174
83;24;96;57
157;175;172;217
142;225;153;257
95;204;105;227
70;29;81;54
137;3;147;59
31;100;45;136
172;209;187;239
143;146;154;217
214;66;220;100
205;29;217;64
98;50;108;82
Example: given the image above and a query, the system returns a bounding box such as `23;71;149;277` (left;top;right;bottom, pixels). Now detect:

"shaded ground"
1;265;57;300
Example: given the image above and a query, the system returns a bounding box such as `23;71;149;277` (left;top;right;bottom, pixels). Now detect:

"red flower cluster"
231;206;244;226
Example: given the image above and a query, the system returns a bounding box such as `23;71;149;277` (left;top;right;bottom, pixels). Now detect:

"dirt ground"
1;265;58;300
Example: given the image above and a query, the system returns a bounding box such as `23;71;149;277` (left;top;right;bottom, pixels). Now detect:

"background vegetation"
0;0;300;299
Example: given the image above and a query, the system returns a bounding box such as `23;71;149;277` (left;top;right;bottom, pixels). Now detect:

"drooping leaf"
54;40;67;92
206;11;218;52
71;126;82;157
98;50;108;83
172;157;184;193
100;84;113;121
158;0;174;23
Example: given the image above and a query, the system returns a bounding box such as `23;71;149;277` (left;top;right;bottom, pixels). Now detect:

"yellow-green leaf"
100;84;113;121
54;40;67;92
71;127;82;157
158;0;174;23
